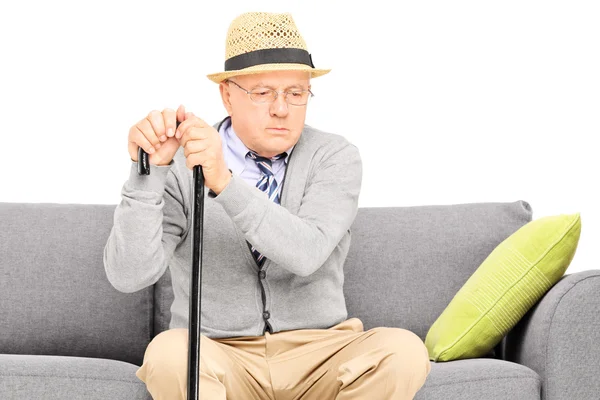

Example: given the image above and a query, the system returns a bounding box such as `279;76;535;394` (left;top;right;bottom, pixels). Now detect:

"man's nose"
270;93;289;117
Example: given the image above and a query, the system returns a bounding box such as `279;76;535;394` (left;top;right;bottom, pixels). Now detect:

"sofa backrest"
0;200;532;366
0;202;154;366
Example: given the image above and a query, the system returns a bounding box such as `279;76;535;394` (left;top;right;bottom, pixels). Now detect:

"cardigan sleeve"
211;142;362;277
103;159;187;293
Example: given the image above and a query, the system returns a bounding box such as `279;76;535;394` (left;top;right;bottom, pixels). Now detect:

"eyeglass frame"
224;79;314;106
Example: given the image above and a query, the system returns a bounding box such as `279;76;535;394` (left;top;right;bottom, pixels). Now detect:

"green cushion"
425;212;581;362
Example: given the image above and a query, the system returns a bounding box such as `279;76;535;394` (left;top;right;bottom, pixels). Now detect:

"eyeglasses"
225;79;314;106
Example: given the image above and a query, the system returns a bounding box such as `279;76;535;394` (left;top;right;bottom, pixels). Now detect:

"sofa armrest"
504;269;600;400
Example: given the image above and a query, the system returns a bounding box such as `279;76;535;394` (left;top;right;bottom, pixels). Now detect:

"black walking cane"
138;120;204;400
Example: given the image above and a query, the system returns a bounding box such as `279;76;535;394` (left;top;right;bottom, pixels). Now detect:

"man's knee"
142;328;189;374
371;327;431;376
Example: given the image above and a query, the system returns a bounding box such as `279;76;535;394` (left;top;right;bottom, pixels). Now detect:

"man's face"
219;70;311;159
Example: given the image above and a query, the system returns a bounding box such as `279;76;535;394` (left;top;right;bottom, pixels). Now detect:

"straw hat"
206;12;331;83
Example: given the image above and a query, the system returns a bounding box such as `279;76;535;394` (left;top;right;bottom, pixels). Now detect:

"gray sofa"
1;200;599;399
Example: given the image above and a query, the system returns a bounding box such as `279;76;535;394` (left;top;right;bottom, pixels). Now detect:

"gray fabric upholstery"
415;358;541;399
505;270;600;400
1;200;598;399
0;354;150;400
0;203;153;366
342;200;533;341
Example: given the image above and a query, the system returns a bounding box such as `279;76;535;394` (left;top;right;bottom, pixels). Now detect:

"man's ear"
220;81;233;116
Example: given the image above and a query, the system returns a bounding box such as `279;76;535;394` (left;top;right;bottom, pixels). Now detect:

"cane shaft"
188;164;204;400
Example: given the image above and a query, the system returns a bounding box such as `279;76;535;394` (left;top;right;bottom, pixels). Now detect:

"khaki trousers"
135;317;431;400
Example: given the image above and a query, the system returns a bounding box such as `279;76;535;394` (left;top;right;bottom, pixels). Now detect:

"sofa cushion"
0;354;150;400
425;213;581;362
0;203;153;366
415;358;541;399
342;200;532;341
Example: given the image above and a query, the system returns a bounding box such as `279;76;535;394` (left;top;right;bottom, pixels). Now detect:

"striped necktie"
246;149;287;267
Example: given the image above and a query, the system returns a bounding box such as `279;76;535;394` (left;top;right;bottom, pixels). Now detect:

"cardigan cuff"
212;173;268;216
126;159;174;196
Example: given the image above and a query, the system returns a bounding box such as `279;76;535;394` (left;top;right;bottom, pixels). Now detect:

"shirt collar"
221;117;295;167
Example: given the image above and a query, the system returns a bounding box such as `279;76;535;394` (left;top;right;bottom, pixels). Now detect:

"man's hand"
128;105;187;166
176;112;232;194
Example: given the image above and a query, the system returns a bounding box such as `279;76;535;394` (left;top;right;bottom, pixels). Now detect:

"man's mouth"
267;127;288;133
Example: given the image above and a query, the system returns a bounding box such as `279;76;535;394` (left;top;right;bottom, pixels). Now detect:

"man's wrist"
213;169;233;196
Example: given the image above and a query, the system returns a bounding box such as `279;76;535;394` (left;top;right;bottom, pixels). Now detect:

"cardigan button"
263;311;270;320
259;270;266;279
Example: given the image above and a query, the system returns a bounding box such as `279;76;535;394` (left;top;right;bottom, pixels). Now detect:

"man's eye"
254;90;270;96
289;92;303;97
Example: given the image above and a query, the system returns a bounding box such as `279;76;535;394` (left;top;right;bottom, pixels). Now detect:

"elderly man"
104;11;431;400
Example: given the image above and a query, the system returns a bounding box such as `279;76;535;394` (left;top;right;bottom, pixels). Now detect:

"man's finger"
176;104;186;124
176;112;196;139
176;106;186;139
162;108;176;138
146;109;166;139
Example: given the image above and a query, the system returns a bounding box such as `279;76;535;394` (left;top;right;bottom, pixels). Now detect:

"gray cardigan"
103;117;363;338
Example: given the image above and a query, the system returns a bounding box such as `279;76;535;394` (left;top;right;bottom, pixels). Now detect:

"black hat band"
225;48;315;71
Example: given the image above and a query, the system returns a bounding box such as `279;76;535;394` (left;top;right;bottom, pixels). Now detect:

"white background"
0;1;598;274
